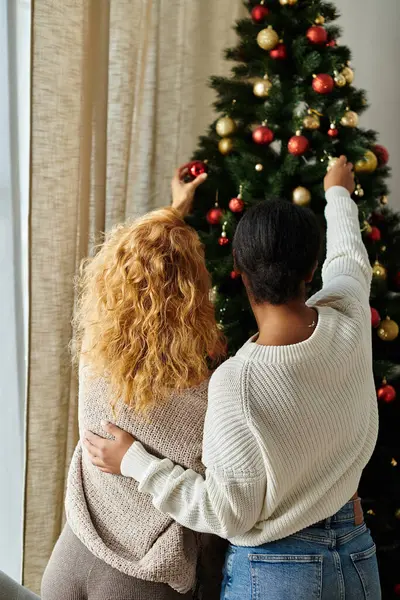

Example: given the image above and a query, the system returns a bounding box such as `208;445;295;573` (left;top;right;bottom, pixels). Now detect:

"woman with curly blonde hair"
41;168;226;600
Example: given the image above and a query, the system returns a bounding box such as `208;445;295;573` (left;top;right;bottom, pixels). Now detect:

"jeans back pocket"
249;554;323;600
350;544;381;599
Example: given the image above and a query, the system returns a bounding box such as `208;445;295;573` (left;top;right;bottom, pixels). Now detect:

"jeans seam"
332;549;345;600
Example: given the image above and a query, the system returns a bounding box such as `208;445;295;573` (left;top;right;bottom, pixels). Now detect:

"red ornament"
187;160;208;180
312;73;334;95
252;125;274;145
368;226;381;242
251;4;269;23
270;43;287;60
371;307;381;329
377;384;397;403
326;39;337;47
307;26;328;45
395;584;400;596
218;236;230;246
229;197;245;213
206;207;223;225
230;270;241;280
328;128;339;138
373;144;390;166
288;135;309;156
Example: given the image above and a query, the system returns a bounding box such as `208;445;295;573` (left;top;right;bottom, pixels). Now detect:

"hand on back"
324;155;355;195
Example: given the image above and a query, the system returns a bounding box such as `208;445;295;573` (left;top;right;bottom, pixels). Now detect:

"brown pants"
41;525;193;600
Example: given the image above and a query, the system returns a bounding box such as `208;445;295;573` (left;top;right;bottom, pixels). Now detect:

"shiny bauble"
312;73;334;95
218;138;234;155
257;27;279;51
367;226;381;242
327;156;340;171
253;78;272;98
334;73;347;88
315;15;325;25
187;160;208;180
216;116;236;137
230;270;241;280
341;66;355;84
340;111;359;128
292;186;311;206
229;197;245;213
288;134;309;156
328;127;339;138
306;26;328;45
373;144;390;166
253;125;274;145
251;4;269;23
380;195;389;206
326;39;337;47
372;261;387;281
377;318;399;341
377;384;396;403
303;114;320;130
218;235;230;246
206;207;223;225
279;0;298;5
255;163;264;172
371;307;381;329
355;150;378;174
270;43;287;60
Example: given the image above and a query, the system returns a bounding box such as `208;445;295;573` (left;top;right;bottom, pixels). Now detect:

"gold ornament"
315;15;325;24
255;163;264;172
377;317;399;342
327;156;340;171
279;0;298;4
380;195;388;205
216;116;236;137
292;186;311;206
218;138;234;155
342;66;355;84
381;245;387;253
367;509;376;516
303;114;320;130
334;72;347;88
253;77;272;98
355;150;378;174
372;261;387;281
354;184;364;198
363;221;372;235
392;458;398;467
340;110;359;128
257;27;279;51
395;508;400;520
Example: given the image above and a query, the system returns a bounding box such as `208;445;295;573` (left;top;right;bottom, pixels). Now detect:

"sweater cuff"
325;186;351;202
120;441;161;482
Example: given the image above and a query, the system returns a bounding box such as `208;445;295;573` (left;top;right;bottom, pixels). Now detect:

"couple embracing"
42;157;381;600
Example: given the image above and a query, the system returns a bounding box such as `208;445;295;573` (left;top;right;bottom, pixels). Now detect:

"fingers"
101;421;122;437
84;430;104;449
188;172;208;189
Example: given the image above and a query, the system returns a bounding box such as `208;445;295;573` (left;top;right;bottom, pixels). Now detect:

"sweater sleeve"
120;359;266;539
314;186;372;307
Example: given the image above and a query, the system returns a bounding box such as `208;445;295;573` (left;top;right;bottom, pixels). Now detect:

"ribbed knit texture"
65;373;212;593
121;187;378;545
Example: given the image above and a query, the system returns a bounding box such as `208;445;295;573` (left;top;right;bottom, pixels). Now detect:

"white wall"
335;0;400;209
0;0;30;582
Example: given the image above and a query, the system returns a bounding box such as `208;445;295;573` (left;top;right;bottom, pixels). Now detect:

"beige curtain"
24;0;247;592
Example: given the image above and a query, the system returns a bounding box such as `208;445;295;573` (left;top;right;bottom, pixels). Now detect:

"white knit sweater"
121;187;378;546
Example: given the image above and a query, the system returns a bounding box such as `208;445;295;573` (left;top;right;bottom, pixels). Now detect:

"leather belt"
351;493;364;526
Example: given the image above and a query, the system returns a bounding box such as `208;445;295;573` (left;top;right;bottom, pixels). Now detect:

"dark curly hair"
233;199;321;305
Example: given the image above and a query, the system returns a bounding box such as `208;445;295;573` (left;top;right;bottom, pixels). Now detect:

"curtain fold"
24;0;247;592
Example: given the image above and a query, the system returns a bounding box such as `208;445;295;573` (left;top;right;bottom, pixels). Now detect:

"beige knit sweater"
65;365;218;594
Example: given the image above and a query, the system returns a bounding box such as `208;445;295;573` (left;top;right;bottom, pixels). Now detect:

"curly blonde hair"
73;208;225;413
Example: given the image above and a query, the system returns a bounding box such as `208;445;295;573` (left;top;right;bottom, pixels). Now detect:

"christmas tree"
185;1;400;597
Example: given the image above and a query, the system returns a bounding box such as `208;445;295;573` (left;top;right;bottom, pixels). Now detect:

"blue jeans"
221;500;381;600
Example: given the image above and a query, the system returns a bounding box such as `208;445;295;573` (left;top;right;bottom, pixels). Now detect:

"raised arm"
319;156;372;305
